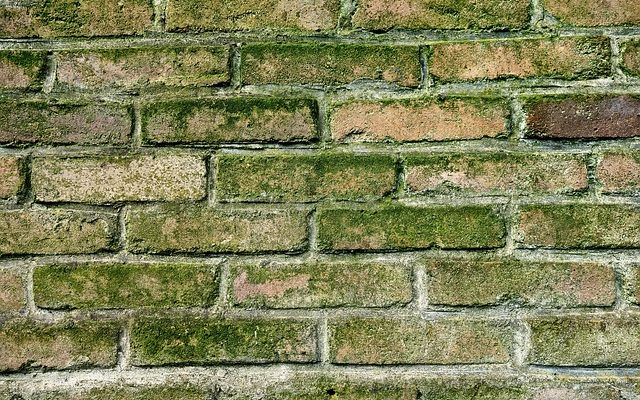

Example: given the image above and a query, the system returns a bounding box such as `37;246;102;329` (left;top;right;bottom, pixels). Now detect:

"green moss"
416;379;528;400
0;50;47;87
36;385;207;400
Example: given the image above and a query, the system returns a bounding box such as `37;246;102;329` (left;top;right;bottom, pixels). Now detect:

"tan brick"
544;0;640;27
0;156;22;199
622;39;640;77
0;50;47;89
0;270;24;313
597;150;640;194
331;98;508;142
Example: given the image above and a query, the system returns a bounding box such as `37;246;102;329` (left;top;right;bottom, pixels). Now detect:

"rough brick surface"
622;39;640;76
230;260;412;308
597;150;640;193
544;0;640;27
142;97;317;144
329;317;512;364
405;152;588;195
0;156;23;199
217;153;396;202
0;50;47;89
32;154;207;203
242;43;421;87
331;98;508;142
0;270;25;313
130;317;317;365
34;263;217;310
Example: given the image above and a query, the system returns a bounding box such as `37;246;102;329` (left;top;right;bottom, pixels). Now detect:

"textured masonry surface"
3;0;640;398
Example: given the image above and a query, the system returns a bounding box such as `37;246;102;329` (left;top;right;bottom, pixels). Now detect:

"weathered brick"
217;153;396;202
0;100;131;146
142;97;317;144
230;261;412;308
0;0;153;38
0;156;23;199
126;204;308;254
242;43;421;87
528;314;640;366
525;95;640;140
405;152;588;195
34;385;207;400
32;154;206;203
34;262;217;310
425;259;615;307
622;39;640;77
56;46;230;90
0;270;24;313
0;50;47;89
331;98;508;142
352;0;530;31
317;205;505;251
329;317;512;364
0;319;119;372
518;204;640;249
130;316;317;366
0;209;117;255
167;0;340;32
544;0;640;27
429;37;610;82
597;150;640;194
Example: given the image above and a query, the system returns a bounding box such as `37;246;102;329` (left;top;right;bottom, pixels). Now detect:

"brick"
528;314;640;366
0;50;47;89
405;152;588;195
429;37;610;83
167;0;340;32
217;153;396;202
621;39;640;76
35;385;207;400
130;316;317;366
0;319;119;372
0;0;153;38
597;150;640;194
544;0;640;27
142;97;317;144
56;46;230;90
126;204;308;254
0;100;131;146
230;261;412;308
0;209;117;255
525;95;640;140
352;0;530;31
331;97;508;142
242;43;421;87
329;317;512;364
33;262;217;310
317;205;505;251
518;204;640;249
0;270;25;313
32;154;206;203
425;259;615;307
0;156;23;199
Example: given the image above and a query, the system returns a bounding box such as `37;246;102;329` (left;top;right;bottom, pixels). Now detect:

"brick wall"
2;0;640;398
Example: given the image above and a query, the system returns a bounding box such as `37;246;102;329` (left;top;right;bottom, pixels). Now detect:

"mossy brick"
32;154;206;203
230;260;412;308
0;156;23;199
141;97;317;144
130;316;317;366
0;270;25;313
55;46;230;90
0;209;117;255
0;100;131;146
429;37;610;83
528;314;640;366
126;204;309;254
352;0;530;31
518;204;640;249
524;95;640;140
317;205;506;251
544;0;640;27
405;152;588;196
330;97;508;142
34;385;207;400
0;50;47;89
629;265;640;306
217;153;396;203
597;150;640;194
0;319;119;372
166;0;340;32
33;262;217;310
241;43;421;87
0;0;153;38
425;259;615;307
621;39;640;77
329;317;512;364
